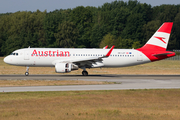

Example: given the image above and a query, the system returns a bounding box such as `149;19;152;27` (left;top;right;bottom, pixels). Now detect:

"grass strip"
0;89;180;120
0;80;115;87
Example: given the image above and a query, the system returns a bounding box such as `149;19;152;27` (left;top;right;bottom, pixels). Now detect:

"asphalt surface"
0;74;180;92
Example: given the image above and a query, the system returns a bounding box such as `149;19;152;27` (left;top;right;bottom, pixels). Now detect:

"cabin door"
24;50;29;60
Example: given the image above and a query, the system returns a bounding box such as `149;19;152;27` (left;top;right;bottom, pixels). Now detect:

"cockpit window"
10;53;19;56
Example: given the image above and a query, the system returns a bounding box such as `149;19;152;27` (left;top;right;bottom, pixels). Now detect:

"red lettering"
52;51;56;56
60;51;64;57
38;51;43;56
32;50;37;56
44;51;48;57
65;51;70;57
57;50;59;56
41;51;44;56
49;51;51;57
31;50;70;57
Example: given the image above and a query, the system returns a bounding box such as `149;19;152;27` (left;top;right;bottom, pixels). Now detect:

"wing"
72;45;114;68
52;46;114;68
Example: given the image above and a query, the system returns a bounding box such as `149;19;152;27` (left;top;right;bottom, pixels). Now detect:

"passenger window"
13;53;15;55
16;53;18;56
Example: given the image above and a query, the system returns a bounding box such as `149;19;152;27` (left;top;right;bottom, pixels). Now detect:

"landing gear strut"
25;66;29;76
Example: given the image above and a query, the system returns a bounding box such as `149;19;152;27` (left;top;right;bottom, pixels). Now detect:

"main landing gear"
82;67;88;76
25;66;29;76
82;70;88;76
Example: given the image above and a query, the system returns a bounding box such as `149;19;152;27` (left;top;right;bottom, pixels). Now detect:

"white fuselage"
4;48;150;68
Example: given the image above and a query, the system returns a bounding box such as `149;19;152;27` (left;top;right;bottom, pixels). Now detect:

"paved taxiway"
0;75;180;92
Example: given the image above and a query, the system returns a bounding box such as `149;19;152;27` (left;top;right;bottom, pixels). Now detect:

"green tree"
142;20;161;45
99;33;116;48
1;1;180;56
169;8;180;49
90;24;107;48
132;41;142;49
54;21;78;48
71;6;93;48
116;37;133;49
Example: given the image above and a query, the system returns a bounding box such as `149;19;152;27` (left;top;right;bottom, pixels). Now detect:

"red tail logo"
154;36;166;44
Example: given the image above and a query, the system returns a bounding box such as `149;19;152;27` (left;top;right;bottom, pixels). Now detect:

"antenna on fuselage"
28;46;30;48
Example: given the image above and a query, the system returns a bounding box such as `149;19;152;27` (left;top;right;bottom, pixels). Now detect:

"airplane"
4;22;175;76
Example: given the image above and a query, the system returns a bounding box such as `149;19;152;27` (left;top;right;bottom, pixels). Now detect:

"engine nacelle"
55;63;72;73
55;63;79;73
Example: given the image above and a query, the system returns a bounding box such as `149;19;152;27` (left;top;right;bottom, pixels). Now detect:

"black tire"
82;71;88;76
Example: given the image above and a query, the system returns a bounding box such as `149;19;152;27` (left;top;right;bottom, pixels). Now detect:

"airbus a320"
4;22;175;76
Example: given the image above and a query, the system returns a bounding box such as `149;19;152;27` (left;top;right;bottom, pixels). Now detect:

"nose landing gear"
25;66;29;76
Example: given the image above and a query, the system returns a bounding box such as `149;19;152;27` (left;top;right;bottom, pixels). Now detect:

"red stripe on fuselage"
136;44;175;61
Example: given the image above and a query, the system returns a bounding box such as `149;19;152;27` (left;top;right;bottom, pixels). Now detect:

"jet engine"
55;63;78;73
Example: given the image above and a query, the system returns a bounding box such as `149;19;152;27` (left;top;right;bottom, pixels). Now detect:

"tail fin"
137;22;175;61
141;22;173;50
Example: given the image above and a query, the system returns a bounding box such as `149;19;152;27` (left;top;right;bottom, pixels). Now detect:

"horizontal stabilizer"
153;53;173;57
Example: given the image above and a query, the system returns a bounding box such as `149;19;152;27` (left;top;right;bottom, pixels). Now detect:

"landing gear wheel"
25;66;29;76
25;72;29;76
82;71;88;76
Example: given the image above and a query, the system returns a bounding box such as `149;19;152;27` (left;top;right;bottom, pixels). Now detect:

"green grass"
1;57;180;119
0;89;180;120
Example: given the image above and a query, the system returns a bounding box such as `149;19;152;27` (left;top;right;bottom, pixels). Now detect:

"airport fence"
166;55;180;60
165;50;180;60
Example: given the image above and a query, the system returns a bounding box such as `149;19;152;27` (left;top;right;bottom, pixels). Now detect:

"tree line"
0;0;180;56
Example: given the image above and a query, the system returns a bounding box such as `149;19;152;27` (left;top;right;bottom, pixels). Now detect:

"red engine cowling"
55;63;72;73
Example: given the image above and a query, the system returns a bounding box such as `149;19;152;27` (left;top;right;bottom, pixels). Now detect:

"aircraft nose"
3;56;10;64
4;57;8;63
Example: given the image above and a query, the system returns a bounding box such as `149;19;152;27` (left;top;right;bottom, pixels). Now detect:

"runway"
0;75;180;92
